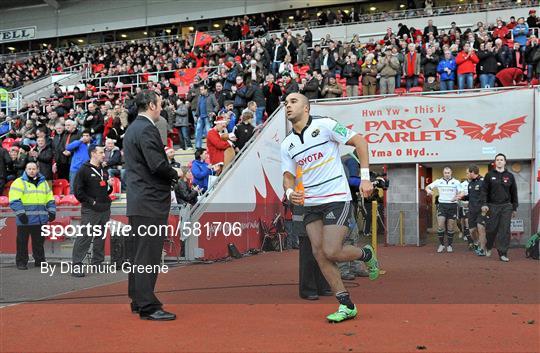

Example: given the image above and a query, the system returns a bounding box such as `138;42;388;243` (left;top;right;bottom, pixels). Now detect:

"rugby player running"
281;93;379;323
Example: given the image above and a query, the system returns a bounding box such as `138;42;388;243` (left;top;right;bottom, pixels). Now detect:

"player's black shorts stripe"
304;175;342;189
291;141;329;159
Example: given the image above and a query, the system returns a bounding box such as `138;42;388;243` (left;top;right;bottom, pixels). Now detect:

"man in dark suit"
423;19;438;41
123;90;179;321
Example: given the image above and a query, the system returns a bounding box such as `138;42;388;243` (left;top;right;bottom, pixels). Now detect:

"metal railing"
275;0;538;32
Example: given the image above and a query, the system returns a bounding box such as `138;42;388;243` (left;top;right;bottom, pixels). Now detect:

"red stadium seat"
167;138;173;148
394;88;407;95
110;177;121;195
58;194;80;206
409;87;423;93
0;196;9;207
52;179;69;195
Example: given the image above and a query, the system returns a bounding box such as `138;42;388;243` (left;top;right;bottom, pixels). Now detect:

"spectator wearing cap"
66;130;92;194
456;42;479;90
71;145;113;276
403;43;421;90
512;17;529;53
245;59;265;84
477;41;499;88
342;54;361;97
207;116;236;170
527;9;539;29
191;148;216;193
524;35;540;81
361;53;378;96
321;74;342;98
377;47;400;95
263;74;282;117
194;85;218;149
437;50;457;91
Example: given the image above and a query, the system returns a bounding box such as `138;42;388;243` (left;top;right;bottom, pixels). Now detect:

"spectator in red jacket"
492;19;510;46
206;116;236;174
455;43;479;90
496;67;524;87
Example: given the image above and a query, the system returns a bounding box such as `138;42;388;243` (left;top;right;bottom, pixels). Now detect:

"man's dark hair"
81;129;91;136
224;100;234;107
88;144;99;157
495;153;507;162
135;90;160;113
195;148;206;161
468;164;479;174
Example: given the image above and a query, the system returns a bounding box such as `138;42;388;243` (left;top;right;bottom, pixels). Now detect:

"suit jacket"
123;115;178;218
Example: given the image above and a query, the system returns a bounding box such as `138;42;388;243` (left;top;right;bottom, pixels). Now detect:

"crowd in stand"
1;7;540;199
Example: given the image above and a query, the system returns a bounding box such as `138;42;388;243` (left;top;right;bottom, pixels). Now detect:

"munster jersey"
281;115;356;206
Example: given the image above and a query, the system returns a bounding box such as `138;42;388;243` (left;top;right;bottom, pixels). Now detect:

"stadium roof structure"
0;0;70;10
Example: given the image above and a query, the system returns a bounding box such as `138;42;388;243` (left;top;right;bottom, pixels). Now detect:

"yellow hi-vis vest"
9;174;55;226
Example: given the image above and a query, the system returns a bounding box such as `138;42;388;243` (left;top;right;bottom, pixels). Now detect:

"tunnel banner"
310;88;535;164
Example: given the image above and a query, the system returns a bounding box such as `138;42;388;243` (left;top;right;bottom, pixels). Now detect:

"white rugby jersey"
427;177;462;204
281;115;356;206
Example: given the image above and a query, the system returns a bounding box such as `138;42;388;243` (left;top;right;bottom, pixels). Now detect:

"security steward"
72;145;113;276
9;161;56;270
480;153;518;262
294;204;332;300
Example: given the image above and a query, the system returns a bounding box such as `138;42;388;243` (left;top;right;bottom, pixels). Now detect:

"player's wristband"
360;168;370;181
286;188;294;201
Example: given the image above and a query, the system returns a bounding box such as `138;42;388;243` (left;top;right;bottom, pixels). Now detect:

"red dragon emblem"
456;116;526;143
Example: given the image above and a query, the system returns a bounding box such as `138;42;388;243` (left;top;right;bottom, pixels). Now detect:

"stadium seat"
394;88;407;95
52;179;69;195
167;138;174;148
409;87;424;93
58;194;80;206
0;196;9;207
110;177;121;195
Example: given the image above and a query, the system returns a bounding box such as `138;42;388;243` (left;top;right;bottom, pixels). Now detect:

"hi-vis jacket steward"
9;172;56;226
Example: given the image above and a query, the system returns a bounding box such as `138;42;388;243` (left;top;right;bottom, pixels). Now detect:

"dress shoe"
17;264;28;270
318;289;333;296
131;303;140;314
301;294;319;301
140;310;176;321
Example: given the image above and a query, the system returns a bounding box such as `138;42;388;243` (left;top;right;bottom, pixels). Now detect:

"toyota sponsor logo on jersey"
297;152;323;166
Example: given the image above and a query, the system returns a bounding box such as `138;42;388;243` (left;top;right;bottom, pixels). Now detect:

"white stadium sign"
0;26;36;43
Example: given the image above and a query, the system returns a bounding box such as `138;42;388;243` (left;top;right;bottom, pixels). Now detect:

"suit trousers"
299;236;330;298
127;215;167;314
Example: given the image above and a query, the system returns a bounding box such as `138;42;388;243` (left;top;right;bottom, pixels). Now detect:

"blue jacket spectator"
66;137;90;174
191;149;215;193
437;55;457;81
512;21;529;47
